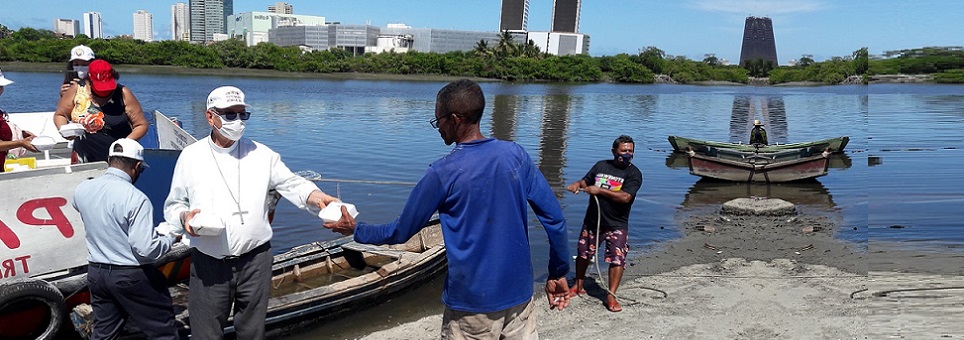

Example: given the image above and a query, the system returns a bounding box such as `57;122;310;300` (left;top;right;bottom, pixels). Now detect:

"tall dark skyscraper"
500;0;529;31
739;16;778;66
551;0;581;33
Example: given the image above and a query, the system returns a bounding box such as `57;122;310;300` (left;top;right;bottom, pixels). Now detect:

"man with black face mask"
565;134;643;313
73;138;180;339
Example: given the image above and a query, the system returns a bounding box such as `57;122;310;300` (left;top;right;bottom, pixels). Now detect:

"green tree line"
0;26;870;85
868;47;964;83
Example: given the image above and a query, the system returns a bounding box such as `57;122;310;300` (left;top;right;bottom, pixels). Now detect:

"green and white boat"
667;135;850;153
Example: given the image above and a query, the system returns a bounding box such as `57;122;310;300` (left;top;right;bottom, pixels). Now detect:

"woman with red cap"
54;59;148;163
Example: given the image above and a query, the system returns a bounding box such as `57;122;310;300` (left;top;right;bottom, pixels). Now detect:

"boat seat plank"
272;247;342;271
342;242;417;259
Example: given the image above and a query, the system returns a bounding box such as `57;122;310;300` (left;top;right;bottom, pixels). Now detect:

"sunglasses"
214;109;251;121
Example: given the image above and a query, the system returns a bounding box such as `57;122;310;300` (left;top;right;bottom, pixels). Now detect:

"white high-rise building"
268;2;292;14
172;3;190;41
83;12;103;39
54;19;80;37
133;10;154;41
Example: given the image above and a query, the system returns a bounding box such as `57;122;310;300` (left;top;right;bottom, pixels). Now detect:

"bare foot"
606;296;622;312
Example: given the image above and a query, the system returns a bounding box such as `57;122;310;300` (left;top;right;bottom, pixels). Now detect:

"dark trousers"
87;263;176;340
188;242;272;340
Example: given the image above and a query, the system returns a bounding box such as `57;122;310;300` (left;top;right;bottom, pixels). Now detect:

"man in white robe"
163;86;337;339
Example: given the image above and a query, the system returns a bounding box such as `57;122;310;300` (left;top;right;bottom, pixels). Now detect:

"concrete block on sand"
721;197;796;216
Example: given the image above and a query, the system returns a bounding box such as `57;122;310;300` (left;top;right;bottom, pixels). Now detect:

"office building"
268;2;293;15
54;19;80;37
382;24;500;54
550;0;581;33
269;25;330;51
172;3;190;41
133;10;154;41
739;16;778;66
499;0;528;31
190;0;233;43
526;31;589;55
83;12;103;39
227;11;326;46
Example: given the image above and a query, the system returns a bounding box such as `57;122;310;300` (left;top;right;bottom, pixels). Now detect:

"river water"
2;71;961;338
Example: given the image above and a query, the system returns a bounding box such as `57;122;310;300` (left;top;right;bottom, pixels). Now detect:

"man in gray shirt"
73;138;178;339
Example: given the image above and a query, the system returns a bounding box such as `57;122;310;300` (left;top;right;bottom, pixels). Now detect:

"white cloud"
688;0;827;15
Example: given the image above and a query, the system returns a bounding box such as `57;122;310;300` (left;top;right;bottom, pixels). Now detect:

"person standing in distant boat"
749;119;769;145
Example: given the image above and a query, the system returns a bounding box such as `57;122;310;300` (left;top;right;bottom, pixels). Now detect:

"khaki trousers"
441;298;538;340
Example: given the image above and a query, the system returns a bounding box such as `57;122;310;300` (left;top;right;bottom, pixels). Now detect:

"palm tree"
520;39;541;58
474;39;492;58
495;30;517;58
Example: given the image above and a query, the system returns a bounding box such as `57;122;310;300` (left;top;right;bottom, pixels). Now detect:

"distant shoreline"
2;61;932;85
0;61;493;83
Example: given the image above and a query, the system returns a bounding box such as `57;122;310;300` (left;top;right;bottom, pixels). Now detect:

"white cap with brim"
207;86;252;109
70;45;96;62
108;138;149;167
0;68;12;86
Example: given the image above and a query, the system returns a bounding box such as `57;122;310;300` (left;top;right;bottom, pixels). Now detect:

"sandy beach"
355;198;964;340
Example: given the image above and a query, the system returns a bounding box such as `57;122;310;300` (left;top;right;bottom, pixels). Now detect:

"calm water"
3;71;962;337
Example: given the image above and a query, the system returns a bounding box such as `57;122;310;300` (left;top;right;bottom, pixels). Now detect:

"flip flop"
606;298;622;313
568;285;585;296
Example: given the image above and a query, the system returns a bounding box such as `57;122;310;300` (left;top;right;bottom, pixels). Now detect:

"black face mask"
614;152;633;165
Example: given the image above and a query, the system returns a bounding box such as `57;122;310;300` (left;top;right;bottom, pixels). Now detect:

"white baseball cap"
0;68;12;86
70;45;96;61
108;138;148;166
206;86;251;109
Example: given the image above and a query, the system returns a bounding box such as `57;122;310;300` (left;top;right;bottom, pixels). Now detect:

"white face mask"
216;114;246;141
73;65;89;79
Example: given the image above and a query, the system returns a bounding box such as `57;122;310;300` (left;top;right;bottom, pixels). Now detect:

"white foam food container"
59;123;86;138
319;202;359;223
189;213;225;236
31;136;57;151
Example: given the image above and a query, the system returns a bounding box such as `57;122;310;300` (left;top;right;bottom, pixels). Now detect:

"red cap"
88;60;117;94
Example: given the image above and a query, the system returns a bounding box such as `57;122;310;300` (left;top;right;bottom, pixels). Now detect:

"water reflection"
490;95;518;141
681;179;836;209
729;96;788;144
537;94;571;196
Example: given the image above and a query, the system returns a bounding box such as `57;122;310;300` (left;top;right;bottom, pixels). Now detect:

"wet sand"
353;198;964;340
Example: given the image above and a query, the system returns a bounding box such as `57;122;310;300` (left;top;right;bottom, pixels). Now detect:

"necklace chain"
210;141;244;224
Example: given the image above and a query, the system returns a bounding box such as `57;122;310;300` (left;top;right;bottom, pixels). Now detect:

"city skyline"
0;0;960;62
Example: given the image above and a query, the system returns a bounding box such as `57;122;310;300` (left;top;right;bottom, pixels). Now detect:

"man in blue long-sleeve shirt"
73;138;178;339
325;79;571;339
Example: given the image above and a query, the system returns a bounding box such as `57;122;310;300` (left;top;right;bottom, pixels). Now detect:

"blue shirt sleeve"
128;193;174;262
524;155;570;280
354;166;445;245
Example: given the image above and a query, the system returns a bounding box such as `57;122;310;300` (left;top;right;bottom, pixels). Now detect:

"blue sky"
0;0;961;63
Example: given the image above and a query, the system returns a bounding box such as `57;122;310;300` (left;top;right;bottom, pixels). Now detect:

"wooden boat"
68;221;447;338
184;223;445;337
668;135;850;153
666;151;852;170
686;149;830;182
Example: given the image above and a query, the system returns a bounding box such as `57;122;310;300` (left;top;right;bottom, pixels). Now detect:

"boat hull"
688;152;830;182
